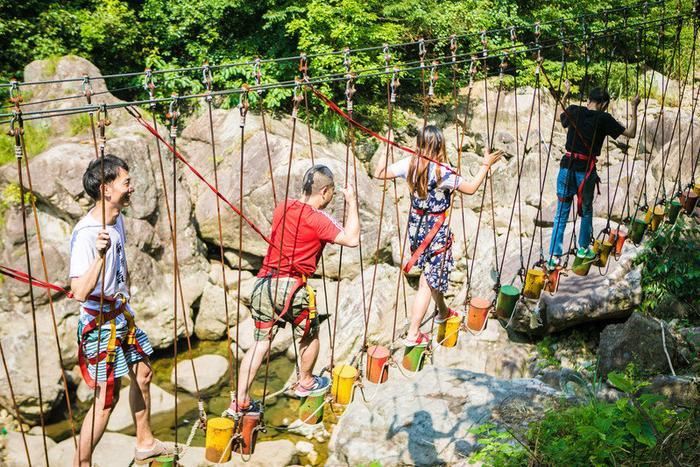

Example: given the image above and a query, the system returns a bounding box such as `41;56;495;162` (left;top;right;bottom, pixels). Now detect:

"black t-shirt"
560;105;625;171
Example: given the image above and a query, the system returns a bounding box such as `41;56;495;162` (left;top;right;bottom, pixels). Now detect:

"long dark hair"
407;125;447;198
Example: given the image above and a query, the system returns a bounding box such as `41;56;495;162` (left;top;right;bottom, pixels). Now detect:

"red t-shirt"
258;199;343;278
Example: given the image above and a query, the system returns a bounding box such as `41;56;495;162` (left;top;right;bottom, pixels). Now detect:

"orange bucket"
238;411;260;455
366;345;390;384
544;266;562;293
467;297;490;332
608;229;627;255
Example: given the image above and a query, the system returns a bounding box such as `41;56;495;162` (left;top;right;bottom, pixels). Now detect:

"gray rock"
598;313;684;378
177;439;297;466
640;375;700;406
171;354;230;394
4;430;56;467
327;367;558;466
47;432;174;467
195;282;250;341
106;383;177;432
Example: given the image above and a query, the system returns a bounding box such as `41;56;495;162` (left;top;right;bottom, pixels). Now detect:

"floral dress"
390;158;462;293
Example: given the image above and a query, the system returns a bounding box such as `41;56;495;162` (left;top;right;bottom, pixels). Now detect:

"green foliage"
535;335;561;368
69;113;92;136
0;121;51;165
0;182;35;229
632;217;700;324
469;368;699;466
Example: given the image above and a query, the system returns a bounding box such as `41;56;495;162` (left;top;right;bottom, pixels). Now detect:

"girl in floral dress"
374;125;502;345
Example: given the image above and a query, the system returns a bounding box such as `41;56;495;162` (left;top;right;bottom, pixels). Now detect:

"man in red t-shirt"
227;165;360;416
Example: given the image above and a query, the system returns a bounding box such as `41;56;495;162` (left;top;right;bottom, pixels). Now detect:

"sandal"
404;332;430;347
294;375;330;397
223;399;253;418
434;308;459;324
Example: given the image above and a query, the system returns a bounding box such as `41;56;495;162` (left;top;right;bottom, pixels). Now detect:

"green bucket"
628;218;647;244
495;285;520;320
402;342;428;372
151;456;175;467
298;385;327;424
571;249;596;276
668;199;682;224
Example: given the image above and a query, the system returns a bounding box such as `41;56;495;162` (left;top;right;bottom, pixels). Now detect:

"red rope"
0;264;73;298
309;86;463;177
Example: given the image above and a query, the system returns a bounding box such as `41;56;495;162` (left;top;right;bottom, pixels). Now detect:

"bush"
468;370;700;466
633;217;700;325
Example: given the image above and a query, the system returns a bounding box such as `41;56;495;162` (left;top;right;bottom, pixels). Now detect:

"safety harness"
252;273;318;339
403;205;453;274
558;151;601;215
78;294;148;409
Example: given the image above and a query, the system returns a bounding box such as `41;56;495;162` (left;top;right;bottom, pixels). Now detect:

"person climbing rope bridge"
225;165;360;416
374;125;503;346
69;155;173;465
547;82;640;269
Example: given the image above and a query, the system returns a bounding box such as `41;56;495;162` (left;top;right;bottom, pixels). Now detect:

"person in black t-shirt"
547;83;640;269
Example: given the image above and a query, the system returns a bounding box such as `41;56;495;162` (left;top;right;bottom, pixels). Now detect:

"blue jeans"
549;167;596;257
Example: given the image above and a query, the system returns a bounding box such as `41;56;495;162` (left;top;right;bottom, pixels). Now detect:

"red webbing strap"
0;265;73;298
127;107;306;276
309;86;462;177
402;211;447;274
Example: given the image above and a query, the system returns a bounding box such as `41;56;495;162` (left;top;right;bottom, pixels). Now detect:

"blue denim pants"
548;167;596;257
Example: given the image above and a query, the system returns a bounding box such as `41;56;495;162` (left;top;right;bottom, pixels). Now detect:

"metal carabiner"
239;85;250;128
345;73;356;112
450;35;457;63
390;67;400;104
418;38;426;67
428;61;439;97
383;43;391;72
202;62;213;95
253;57;262;92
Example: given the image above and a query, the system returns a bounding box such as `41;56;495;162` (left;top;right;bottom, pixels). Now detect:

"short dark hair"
588;87;611;105
302;164;334;196
82;154;129;200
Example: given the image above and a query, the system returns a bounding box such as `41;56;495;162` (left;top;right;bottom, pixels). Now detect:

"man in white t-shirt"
69;154;171;465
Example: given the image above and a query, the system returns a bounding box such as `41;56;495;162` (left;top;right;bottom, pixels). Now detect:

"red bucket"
544;266;562;294
608;229;627;255
238;411;260;455
366;345;390;384
467;297;490;332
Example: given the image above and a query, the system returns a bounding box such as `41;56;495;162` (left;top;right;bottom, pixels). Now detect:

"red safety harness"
78;295;148;409
403;208;453;274
252;274;317;339
559;151;600;215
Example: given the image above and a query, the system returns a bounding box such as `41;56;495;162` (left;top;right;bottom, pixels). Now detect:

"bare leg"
235;338;272;405
431;289;449;318
406;273;433;342
128;359;156;450
73;379;121;467
297;332;320;387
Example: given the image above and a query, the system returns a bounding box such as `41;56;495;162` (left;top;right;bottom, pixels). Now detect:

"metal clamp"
450;35;457;63
291;79;303;119
299;53;309;80
202;62;213;101
82;74;93;102
418;38;426;68
383;44;391;73
9;112;24;160
167;94;180;140
345;73;356;112
390;67;400;104
253;57;262;92
428;61;438;97
239;85;250;128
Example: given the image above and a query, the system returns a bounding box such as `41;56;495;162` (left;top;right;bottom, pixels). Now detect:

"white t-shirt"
69;211;130;327
388;157;463;191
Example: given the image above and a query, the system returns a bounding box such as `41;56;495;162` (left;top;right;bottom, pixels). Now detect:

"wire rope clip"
239;85;250;128
8;79;23;107
343;47;352;75
345;73;356;112
82;74;93;102
428;61;439;97
390;67;400;104
96;104;111;149
418;38;426;68
450;35;458;64
9;113;24;160
291;79;303;119
383;43;391;72
167;94;180;140
299;53;309;80
202;62;214;101
253;57;263;93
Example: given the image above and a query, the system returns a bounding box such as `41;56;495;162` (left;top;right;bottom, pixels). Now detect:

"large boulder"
327;367;558;466
195;282;250;340
181;110;396;279
4;431;57;467
171;354;230;394
598;312;686;378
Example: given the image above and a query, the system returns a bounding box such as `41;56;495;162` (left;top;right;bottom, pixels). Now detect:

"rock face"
171;354;230;394
327;367;559;466
598;312;685;378
4;431;57;467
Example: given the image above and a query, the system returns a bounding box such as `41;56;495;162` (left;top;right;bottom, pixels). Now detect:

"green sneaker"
546;257;560;270
577;247;591;257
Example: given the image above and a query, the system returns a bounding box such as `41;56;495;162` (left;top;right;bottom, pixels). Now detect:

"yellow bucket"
644;207;653;224
437;315;460;347
523;268;545;299
693;183;700;197
331;364;357;405
205;417;235;463
650;205;665;232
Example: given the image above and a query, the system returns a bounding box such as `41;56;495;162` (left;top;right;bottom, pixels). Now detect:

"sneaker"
404;331;430;347
294;375;330;397
223;399;253;418
434;308;459;324
577;247;592;257
545;257;560;270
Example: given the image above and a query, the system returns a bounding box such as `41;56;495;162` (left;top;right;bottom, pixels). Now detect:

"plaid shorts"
250;276;319;341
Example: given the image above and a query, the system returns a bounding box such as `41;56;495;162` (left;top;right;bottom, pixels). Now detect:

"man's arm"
333;184;360;247
70;229;110;302
557;80;571;119
621;95;641;138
